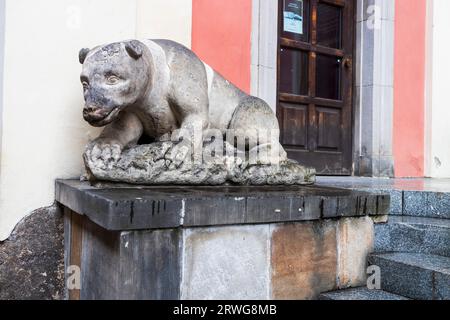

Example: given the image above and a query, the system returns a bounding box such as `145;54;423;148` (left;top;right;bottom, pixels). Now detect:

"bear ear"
125;40;143;60
79;48;90;64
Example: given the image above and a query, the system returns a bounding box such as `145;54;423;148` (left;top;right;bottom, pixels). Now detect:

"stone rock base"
84;141;316;185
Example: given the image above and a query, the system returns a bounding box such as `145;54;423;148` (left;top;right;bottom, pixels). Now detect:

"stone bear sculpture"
79;39;287;170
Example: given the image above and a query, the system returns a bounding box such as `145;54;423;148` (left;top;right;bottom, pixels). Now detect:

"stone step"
375;216;450;257
319;287;409;300
366;189;450;219
368;253;450;300
402;191;450;219
316;177;450;218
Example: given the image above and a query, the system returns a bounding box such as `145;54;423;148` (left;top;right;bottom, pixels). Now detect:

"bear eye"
80;76;89;90
106;75;120;85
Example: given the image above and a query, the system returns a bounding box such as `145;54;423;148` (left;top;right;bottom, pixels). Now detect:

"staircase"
317;177;450;301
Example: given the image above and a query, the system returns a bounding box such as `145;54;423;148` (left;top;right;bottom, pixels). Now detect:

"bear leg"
228;96;287;164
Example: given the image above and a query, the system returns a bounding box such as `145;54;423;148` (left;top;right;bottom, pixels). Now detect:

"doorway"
277;0;355;175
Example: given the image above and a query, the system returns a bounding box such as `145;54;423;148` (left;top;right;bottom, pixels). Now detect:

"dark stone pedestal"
56;180;390;300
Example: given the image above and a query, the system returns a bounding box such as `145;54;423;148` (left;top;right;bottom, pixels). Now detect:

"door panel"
277;0;354;175
316;106;341;151
280;103;308;148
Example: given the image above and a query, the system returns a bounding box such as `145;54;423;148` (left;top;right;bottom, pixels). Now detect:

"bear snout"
83;105;111;123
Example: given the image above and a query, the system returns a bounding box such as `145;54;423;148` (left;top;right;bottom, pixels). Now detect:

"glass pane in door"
316;54;341;100
280;48;309;96
317;3;342;49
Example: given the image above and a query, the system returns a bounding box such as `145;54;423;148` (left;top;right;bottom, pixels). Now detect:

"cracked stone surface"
85;141;316;186
0;205;64;300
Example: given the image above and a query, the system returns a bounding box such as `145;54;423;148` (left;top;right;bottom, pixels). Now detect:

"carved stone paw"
164;143;192;170
84;139;123;170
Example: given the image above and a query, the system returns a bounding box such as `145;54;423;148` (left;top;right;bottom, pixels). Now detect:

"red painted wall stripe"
394;0;427;177
191;0;252;93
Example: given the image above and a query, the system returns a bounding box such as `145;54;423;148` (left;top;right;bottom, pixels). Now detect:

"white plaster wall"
0;0;193;241
426;0;450;178
0;0;137;241
136;0;192;48
0;0;5;164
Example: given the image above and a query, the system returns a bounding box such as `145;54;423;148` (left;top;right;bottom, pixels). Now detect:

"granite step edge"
368;253;450;300
374;218;450;257
319;287;409;300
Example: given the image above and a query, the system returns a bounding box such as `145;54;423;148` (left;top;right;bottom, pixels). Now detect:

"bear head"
79;40;150;127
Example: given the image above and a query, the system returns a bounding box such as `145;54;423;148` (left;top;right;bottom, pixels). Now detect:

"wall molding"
424;0;434;177
353;0;395;177
250;0;278;112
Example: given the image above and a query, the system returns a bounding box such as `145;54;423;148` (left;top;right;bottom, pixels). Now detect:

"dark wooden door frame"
276;0;356;176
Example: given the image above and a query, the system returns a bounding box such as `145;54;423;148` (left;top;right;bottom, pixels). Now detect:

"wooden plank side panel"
80;217;121;300
68;208;82;301
119;230;181;300
66;208;182;300
63;207;72;301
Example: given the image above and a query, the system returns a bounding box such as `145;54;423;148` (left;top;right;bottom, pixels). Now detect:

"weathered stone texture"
0;205;64;300
271;217;375;299
86;141;315;186
337;217;374;288
56;179;390;232
181;225;270;300
271;221;338;300
62;211;376;300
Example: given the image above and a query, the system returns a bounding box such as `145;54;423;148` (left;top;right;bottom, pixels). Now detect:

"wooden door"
277;0;354;175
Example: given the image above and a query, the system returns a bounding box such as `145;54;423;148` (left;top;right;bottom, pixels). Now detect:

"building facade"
0;0;448;241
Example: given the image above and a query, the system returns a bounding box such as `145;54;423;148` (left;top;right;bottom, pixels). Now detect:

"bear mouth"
87;107;121;127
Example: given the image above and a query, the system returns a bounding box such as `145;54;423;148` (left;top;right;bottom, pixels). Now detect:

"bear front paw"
84;139;123;171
